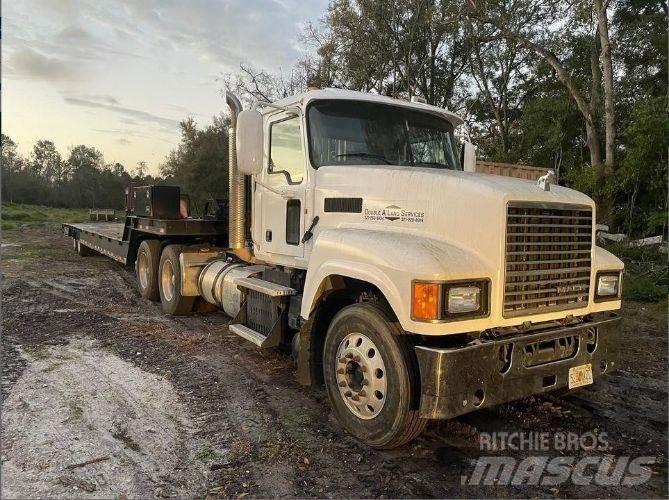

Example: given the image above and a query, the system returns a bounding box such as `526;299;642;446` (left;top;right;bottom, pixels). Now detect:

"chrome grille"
504;203;592;317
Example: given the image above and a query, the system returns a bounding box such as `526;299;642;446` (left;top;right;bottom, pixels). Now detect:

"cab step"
228;323;272;348
230;275;295;349
234;276;296;296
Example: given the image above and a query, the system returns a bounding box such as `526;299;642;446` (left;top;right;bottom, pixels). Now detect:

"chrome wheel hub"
161;260;175;301
335;332;387;420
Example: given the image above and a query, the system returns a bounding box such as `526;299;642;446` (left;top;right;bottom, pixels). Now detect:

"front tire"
323;302;426;449
158;245;195;315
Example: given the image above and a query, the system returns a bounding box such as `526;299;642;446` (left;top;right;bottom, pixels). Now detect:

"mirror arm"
254;101;301;116
254;178;295;199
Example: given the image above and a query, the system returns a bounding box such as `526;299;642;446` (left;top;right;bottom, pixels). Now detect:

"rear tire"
323;302;426;449
135;240;161;301
158;245;195;315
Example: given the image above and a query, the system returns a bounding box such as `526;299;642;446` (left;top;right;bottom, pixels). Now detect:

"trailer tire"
323;302;426;449
158;244;195;315
135;240;161;301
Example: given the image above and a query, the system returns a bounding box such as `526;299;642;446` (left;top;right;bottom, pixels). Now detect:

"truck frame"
64;89;623;449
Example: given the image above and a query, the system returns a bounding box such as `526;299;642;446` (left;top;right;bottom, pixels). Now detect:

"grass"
195;446;227;463
25;345;53;361
280;413;316;446
605;242;668;302
1;203;90;231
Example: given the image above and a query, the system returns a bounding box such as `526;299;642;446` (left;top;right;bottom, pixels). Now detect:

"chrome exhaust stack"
226;91;254;262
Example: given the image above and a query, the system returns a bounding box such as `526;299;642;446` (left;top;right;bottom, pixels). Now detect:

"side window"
269;117;304;183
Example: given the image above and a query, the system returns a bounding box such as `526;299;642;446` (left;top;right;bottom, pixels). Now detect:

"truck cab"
233;88;623;447
65;88;624;449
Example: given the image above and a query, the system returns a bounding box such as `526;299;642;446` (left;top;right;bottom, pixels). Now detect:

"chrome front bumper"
415;314;620;419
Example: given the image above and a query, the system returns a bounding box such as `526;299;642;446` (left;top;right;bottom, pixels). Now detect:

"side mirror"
462;141;477;172
236;109;264;175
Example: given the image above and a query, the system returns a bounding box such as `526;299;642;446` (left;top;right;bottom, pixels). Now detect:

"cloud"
91;127;174;143
104;0;329;71
8;47;82;82
78;94;120;105
64;97;180;129
5;0;328;85
57;25;94;42
116;138;131;145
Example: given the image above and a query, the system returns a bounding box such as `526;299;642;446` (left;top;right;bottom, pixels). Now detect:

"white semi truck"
64;89;623;448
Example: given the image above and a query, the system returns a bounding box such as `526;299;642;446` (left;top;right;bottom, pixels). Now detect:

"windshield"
307;100;461;170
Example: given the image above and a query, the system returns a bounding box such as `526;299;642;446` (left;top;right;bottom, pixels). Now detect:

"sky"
2;0;328;175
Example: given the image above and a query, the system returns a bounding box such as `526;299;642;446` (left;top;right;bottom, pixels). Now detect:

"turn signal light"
412;282;439;320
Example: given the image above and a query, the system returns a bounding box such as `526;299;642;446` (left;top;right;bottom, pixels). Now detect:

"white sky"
2;0;327;175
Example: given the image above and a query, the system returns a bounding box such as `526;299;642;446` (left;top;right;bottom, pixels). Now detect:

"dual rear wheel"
135;241;194;315
135;241;424;448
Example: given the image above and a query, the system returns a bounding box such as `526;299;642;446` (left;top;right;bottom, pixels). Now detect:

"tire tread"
324;301;427;449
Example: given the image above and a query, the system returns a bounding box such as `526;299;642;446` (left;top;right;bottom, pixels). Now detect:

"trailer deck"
64;222;129;263
63;216;228;266
73;222;125;240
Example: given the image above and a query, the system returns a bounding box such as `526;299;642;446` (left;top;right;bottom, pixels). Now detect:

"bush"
605;242;668;302
623;273;667;302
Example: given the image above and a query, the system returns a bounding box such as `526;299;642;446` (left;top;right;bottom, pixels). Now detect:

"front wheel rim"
161;260;175;302
334;332;387;420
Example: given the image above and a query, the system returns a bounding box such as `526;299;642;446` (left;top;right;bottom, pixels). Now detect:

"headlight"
447;286;480;313
411;279;489;321
596;272;621;300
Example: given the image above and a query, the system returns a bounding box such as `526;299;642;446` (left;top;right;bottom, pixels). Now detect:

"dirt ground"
2;225;667;499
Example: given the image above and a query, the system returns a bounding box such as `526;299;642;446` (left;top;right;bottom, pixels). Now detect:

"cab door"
257;113;306;260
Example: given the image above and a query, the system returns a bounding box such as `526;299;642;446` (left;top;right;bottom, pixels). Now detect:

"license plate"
568;363;593;389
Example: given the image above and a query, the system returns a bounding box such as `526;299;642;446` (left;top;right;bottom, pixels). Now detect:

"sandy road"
1;225;667;498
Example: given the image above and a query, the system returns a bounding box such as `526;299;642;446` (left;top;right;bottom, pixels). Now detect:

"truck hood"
313;165;595;270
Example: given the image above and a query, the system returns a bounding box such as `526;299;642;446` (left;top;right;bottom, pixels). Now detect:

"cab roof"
266;88;464;127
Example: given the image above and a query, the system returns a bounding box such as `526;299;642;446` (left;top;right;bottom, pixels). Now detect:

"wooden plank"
475;161;547;181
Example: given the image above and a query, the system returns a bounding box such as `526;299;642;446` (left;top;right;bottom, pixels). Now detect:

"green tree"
30;140;62;182
160;116;229;210
610;97;668;236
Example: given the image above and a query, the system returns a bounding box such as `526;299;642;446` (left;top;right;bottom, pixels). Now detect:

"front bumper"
415;314;620;419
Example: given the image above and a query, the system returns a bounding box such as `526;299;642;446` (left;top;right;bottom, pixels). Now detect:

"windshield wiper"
336;152;393;165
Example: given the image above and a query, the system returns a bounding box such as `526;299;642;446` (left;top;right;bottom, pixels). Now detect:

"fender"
301;228;494;332
589;245;624;313
592;245;624;272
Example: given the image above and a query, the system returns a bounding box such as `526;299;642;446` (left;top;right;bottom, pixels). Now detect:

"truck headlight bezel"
447;285;481;314
411;279;490;322
594;271;622;302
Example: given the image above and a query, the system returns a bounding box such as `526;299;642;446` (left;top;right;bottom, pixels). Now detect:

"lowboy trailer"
64;89;623;449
